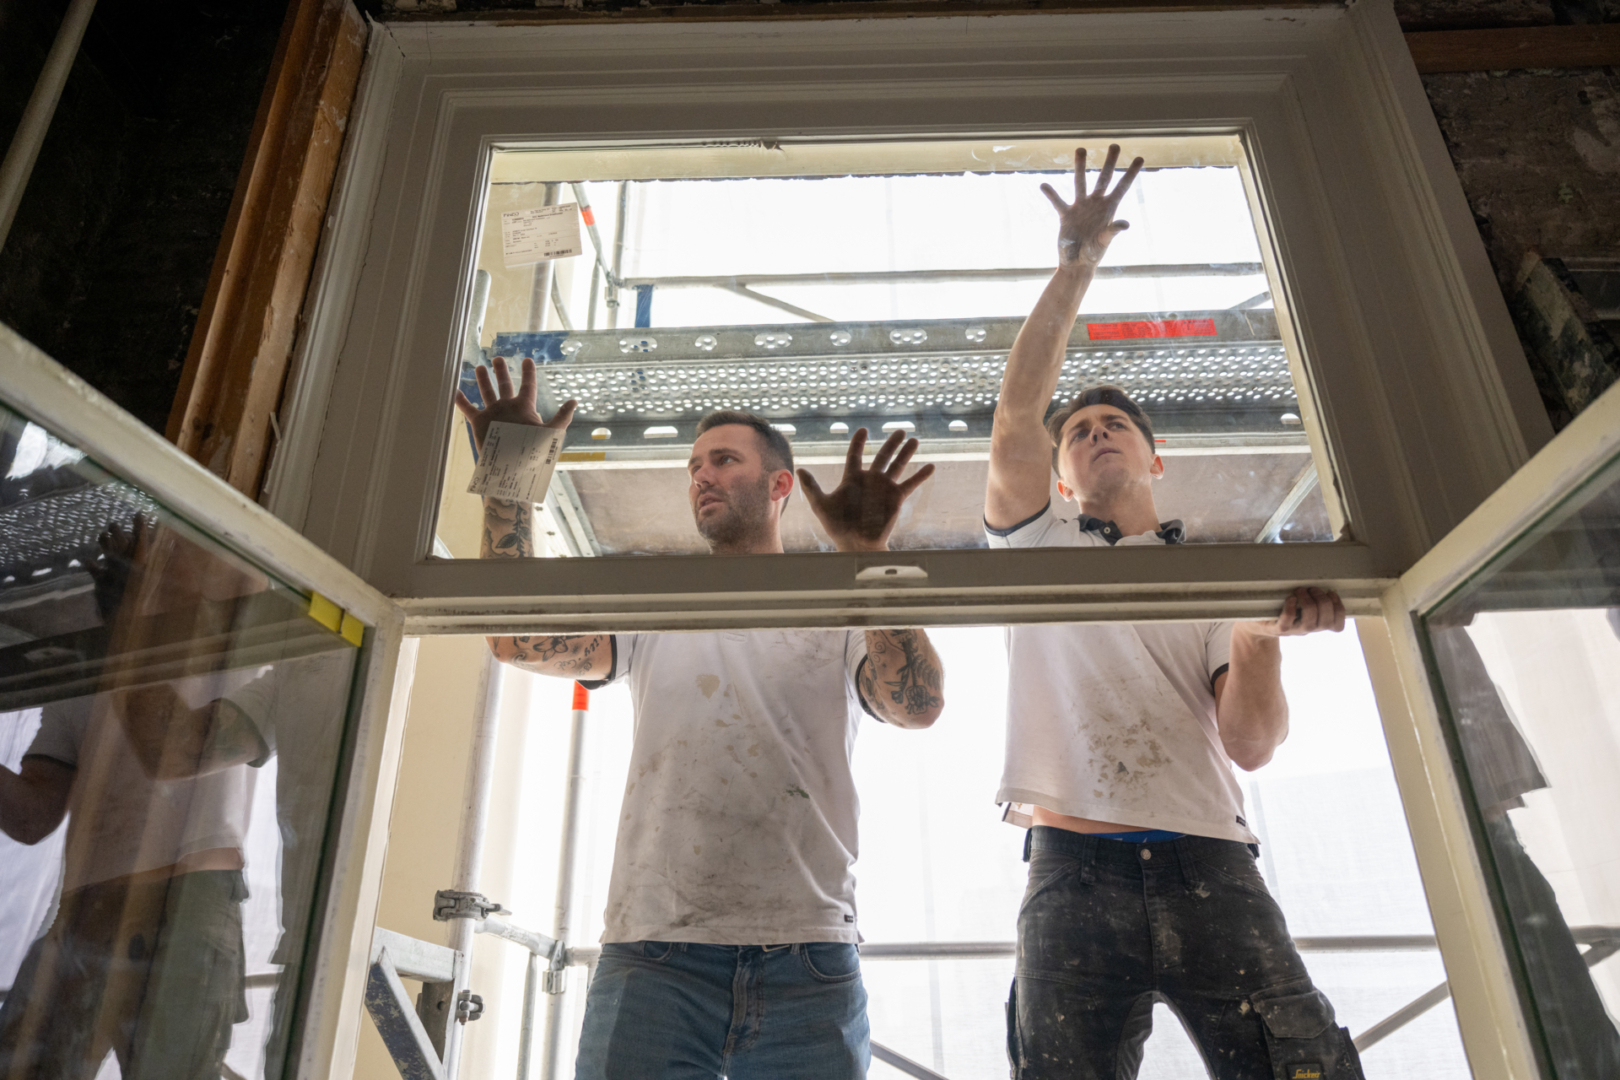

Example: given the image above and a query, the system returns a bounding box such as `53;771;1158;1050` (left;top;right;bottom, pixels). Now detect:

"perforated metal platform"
0;479;157;585
482;310;1297;447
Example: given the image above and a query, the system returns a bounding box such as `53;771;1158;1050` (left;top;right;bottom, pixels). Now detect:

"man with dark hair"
985;147;1364;1079
453;358;944;1080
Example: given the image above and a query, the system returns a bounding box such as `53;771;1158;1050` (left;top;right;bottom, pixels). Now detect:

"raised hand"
1249;586;1347;637
798;428;936;553
453;355;576;452
1041;144;1145;268
86;512;158;619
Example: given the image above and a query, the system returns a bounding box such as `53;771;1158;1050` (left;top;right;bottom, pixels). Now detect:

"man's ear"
1055;477;1075;502
771;468;795;508
1148;454;1165;480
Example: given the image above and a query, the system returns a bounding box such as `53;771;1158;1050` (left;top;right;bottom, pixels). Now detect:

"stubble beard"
695;473;774;552
1068;449;1150;507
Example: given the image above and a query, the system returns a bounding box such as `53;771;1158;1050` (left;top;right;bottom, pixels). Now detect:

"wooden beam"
374;0;1336;25
167;0;366;497
1406;24;1620;74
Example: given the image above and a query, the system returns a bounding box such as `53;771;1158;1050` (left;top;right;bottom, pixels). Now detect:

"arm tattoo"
503;633;604;677
482;498;535;560
863;629;943;720
481;498;608;678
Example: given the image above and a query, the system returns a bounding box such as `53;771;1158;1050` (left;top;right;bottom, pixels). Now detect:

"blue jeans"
1010;827;1364;1080
576;941;870;1080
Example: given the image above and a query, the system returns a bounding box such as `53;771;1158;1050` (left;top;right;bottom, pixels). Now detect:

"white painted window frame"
0;325;409;1080
1369;376;1620;1080
272;0;1547;633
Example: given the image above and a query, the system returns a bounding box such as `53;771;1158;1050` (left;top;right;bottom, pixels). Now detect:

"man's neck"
710;539;786;555
1076;493;1163;539
707;523;786;556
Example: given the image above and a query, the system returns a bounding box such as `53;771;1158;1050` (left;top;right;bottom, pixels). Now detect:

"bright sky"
556;168;1270;333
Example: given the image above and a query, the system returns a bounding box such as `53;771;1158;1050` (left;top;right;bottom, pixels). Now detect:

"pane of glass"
435;137;1335;562
477;626;1467;1078
0;405;362;1080
1422;452;1620;1078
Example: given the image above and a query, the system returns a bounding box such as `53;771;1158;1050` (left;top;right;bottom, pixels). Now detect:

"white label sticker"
467;422;565;504
501;203;582;267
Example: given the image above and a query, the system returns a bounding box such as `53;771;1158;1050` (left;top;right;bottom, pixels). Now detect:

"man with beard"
986;147;1363;1079
454;357;945;1080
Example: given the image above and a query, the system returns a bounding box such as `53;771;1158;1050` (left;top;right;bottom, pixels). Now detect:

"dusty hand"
87;512;159;619
1042;144;1145;268
798;429;936;552
453;355;576;453
1246;586;1346;638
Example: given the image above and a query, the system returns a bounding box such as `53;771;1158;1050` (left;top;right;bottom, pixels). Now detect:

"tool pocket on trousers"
1018;855;1082;916
1005;978;1022;1079
1251;984;1366;1080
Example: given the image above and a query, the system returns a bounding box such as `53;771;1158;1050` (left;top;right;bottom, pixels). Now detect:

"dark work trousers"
1486;815;1620;1079
1008;827;1364;1080
0;869;248;1080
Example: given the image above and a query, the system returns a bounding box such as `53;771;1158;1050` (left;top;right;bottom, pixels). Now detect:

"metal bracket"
456;990;484;1024
433;889;508;922
542;966;569;995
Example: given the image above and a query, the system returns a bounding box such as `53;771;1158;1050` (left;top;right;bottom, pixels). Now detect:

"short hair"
695;410;795;475
1044;385;1156;471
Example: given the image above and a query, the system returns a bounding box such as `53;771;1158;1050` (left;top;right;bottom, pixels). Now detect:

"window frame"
271;2;1547;631
1367;381;1620;1080
0;325;408;1080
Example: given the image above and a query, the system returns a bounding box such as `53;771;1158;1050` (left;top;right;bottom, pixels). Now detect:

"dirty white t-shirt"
584;629;874;945
27;686;257;891
986;503;1255;843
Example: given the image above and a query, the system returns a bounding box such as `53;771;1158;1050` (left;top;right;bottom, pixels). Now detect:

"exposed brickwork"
1425;66;1620;425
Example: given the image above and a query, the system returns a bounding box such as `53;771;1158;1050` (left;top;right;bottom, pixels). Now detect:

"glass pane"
1422;452;1620;1078
0;404;362;1080
478;626;1467;1079
435;137;1336;562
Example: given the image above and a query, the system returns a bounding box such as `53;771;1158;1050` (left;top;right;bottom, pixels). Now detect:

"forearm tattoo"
862;629;943;719
483;499;603;676
504;633;604;676
482;498;534;560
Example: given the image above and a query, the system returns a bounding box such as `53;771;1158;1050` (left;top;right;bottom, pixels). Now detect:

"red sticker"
1086;318;1219;340
572;682;591;711
580;206;596;226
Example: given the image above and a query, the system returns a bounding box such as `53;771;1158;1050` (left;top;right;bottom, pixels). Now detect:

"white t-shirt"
27;683;257;891
584;629;874;945
985;503;1255;843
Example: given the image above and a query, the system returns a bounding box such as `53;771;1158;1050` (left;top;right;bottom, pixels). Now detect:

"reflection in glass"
1423;454;1620;1078
435;138;1334;558
0;405;360;1080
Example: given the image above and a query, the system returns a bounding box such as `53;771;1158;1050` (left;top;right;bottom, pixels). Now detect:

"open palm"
453;355;576;452
798;429;936;552
1042;144;1145;268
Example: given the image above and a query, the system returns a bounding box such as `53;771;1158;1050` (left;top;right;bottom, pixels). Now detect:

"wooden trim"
1407;24;1620;74
166;0;367;497
370;0;1335;26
